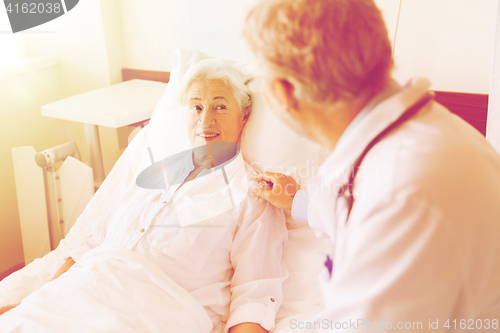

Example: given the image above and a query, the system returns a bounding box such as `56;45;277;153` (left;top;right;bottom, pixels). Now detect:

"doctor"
244;0;500;331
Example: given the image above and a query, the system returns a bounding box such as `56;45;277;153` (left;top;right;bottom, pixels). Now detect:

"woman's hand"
51;257;75;281
0;303;20;315
251;172;300;210
0;258;75;317
229;322;267;333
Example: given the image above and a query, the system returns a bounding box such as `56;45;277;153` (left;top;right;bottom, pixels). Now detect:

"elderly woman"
0;60;287;333
245;0;500;329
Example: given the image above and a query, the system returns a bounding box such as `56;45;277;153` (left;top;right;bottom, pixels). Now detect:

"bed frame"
433;91;489;136
122;68;170;84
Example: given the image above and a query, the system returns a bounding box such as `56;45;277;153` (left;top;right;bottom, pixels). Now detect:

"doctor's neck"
299;90;376;152
272;76;384;153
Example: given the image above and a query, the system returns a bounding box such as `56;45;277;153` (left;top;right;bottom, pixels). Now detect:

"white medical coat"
292;79;500;332
64;150;288;333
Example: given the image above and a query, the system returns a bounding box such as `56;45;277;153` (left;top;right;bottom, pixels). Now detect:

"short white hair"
178;59;252;118
243;0;394;107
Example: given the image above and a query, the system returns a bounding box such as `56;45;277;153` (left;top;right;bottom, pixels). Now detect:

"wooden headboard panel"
433;91;489;136
121;68;489;136
122;68;170;83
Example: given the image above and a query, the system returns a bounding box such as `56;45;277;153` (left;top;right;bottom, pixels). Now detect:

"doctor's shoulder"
348;101;500;225
379;103;500;221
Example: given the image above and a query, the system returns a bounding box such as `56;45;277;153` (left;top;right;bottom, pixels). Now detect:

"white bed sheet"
0;247;213;333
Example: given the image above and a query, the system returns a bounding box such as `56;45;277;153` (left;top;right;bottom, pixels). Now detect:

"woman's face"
185;78;247;147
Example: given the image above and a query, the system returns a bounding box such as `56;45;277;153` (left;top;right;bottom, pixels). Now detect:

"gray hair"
178;58;252;118
243;0;394;107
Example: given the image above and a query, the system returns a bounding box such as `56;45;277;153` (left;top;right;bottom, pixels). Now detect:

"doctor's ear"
270;77;299;112
242;113;250;123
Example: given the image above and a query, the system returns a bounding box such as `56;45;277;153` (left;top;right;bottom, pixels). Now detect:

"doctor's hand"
251;172;300;210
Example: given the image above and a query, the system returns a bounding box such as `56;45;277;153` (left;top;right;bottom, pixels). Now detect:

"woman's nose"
199;110;216;126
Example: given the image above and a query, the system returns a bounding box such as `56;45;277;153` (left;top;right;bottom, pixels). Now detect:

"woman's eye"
215;105;227;111
192;105;202;111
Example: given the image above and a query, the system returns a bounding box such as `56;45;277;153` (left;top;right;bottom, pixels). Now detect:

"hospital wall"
119;0;497;94
0;0;127;277
24;0;129;175
392;0;496;94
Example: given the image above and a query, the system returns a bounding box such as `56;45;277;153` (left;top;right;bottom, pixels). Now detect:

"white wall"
487;3;500;153
119;0;164;71
0;10;27;64
26;0;122;97
156;0;251;65
374;0;402;48
118;0;404;71
393;0;497;93
25;0;127;174
100;0;127;85
118;0;497;94
120;0;255;72
0;0;127;274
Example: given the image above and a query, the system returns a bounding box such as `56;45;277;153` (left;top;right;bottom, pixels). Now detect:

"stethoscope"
325;92;434;278
337;92;434;223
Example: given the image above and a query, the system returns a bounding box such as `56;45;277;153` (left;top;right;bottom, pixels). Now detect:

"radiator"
12;142;93;265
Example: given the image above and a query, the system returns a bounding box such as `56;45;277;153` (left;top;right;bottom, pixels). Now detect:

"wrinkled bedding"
0;247;213;333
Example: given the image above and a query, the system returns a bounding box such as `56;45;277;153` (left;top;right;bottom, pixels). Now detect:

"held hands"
251;172;300;210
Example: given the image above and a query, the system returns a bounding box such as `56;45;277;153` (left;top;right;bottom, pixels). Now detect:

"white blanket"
0;248;213;333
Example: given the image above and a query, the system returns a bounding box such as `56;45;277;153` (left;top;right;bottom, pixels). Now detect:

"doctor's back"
242;0;500;331
314;86;500;330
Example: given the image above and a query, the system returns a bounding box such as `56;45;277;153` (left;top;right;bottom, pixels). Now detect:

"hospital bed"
0;49;331;332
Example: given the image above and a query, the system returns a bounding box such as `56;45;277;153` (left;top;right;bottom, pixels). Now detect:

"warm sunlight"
0;10;27;67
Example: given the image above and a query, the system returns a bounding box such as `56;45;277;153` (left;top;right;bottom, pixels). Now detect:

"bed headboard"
121;68;489;137
433;91;489;136
122;68;170;83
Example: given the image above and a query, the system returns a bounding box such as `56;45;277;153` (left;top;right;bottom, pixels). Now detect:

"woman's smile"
197;131;220;140
185;78;247;147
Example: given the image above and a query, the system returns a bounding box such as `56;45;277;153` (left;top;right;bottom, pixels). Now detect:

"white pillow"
147;48;322;186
